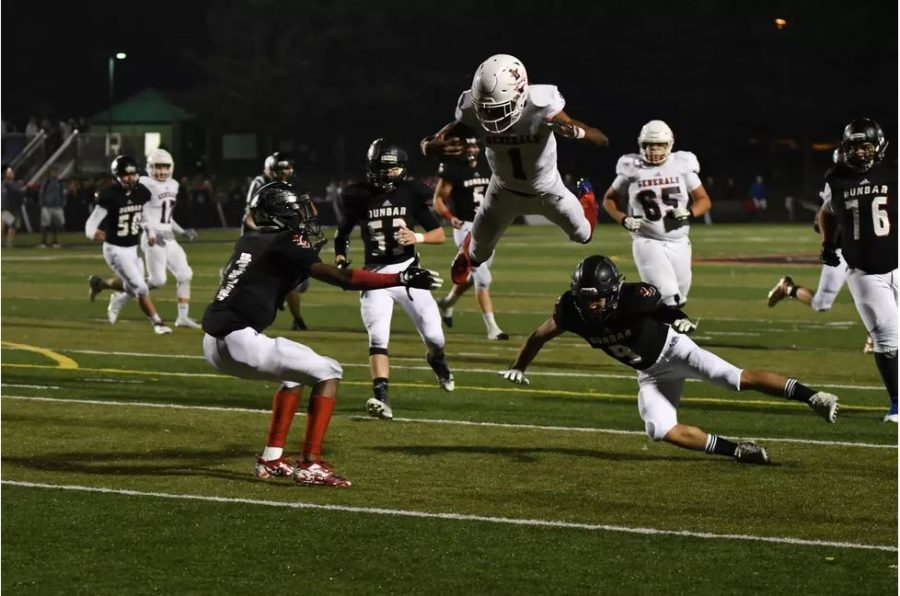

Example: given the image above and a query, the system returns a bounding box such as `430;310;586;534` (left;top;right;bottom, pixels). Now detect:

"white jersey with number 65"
611;151;702;241
455;84;566;195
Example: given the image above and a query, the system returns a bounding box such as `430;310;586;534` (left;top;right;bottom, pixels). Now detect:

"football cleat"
437;373;455;392
293;460;351;487
436;297;454;328
426;353;455;392
450;231;473;285
767;276;794;307
884;402;898;423
255;456;296;479
576;178;598;239
863;336;874;354
734;442;770;465
107;291;130;324
291;317;309;331
808;391;838;423
175;317;202;329
488;331;510;341
366;397;393;420
153;322;173;335
88;275;104;301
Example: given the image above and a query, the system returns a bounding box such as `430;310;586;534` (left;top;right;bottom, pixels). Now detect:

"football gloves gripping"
399;266;443;290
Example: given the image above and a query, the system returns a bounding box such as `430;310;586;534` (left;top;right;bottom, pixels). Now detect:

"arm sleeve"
820;182;834;213
170;219;185;234
85;205;108;239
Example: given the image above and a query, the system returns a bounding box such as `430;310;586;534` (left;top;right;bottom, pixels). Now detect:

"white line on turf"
37;348;887;391
3;480;894;553
2;395;894;449
1;383;61;390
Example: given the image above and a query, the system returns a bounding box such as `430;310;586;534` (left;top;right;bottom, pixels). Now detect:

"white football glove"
498;368;530;385
622;216;642;232
183;228;199;241
672;318;698;335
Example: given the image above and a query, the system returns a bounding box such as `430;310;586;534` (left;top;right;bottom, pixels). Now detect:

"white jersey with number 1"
139;176;180;234
455;84;566;195
611;151;702;241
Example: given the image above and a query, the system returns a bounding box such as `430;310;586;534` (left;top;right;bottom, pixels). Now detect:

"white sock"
177;302;189;320
261;447;284;461
482;312;501;335
150;314;162;324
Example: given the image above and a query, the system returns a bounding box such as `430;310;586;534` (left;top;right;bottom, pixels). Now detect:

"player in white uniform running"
139;149;201;328
420;54;609;285
601;120;712;307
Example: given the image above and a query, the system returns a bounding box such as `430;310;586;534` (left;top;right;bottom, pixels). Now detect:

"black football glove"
335;258;352;270
399;266;443;290
312;237;328;254
820;243;840;267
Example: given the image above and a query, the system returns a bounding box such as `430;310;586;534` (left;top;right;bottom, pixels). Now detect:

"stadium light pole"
107;52;127;138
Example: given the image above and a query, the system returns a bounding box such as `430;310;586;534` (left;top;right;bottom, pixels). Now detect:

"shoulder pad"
615;154;642;178
672;151;700;174
455;91;477;126
528;84;561;108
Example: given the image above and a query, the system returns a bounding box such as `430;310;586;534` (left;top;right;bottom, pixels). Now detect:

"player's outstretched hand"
183;228;199;241
622;215;643;232
672;318;698;335
399;266;443;290
336;259;352;270
498;368;530;385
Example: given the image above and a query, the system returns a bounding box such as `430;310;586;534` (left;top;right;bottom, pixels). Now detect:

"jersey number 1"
507;148;527;180
845;196;891;239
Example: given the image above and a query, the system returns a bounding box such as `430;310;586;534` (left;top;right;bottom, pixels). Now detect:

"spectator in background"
38;168;67;248
25;116;39;139
2;166;26;248
750;175;768;212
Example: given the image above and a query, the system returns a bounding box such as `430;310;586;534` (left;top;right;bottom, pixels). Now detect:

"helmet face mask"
366;139;408;192
571;255;624;321
471;54;528;134
462;137;481;164
840;118;888;173
638;120;674;165
147;148;174;182
265;152;294;182
110;155;139;189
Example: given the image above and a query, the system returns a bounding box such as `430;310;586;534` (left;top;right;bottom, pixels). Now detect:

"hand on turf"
498;368;529;385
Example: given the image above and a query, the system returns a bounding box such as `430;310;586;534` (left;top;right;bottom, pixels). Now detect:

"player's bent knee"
147;274;166;289
644;419;672;442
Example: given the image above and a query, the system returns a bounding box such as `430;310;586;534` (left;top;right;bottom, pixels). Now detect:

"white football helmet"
471;54;528;134
147;148;174;181
638;120;674;165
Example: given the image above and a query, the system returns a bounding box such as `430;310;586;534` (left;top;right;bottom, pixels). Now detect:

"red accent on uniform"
266;386;301;448
579;191;598;240
450;231;473;285
303;394;336;460
348;269;401;289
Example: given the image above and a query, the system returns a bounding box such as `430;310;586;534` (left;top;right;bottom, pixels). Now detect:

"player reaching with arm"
202;182;442;486
499;255;838;464
601;120;712;307
420;54;609;286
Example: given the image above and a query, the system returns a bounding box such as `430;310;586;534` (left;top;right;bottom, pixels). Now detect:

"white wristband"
573;126;586;139
414;233;425;244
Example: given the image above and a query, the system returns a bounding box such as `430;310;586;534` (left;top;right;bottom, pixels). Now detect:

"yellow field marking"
0;362;884;412
1;341;78;369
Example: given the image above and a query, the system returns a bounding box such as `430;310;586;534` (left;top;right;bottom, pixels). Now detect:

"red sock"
580;192;598;237
265;386;301;449
303;394;336;462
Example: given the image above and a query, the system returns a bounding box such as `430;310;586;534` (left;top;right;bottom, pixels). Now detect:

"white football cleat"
366;397;393;420
175;317;202;329
107;291;130;324
808;392;839;423
153;323;173;335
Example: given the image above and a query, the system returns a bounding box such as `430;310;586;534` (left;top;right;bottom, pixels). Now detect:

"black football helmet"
570;255;624;321
462;137;481;165
264;151;295;182
110;155;139;189
249;181;320;240
840;118;888;173
366;139;408;192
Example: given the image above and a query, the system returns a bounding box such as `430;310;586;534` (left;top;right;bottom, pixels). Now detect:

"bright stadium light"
774;17;787;30
108;51;128;138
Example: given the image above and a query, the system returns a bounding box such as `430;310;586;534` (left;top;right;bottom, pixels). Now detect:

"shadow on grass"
373;444;705;464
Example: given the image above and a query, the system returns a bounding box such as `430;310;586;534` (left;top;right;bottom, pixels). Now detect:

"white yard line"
3;480;895;553
2;395;894;450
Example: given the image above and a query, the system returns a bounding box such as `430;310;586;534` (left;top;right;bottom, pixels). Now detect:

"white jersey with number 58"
139;176;180;234
455;84;565;194
611;151;702;241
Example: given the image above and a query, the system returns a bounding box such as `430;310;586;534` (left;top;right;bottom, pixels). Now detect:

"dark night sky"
2;0;897;184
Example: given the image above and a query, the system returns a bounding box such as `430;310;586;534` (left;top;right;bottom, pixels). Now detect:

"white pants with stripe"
847;268;898;353
103;243;149;297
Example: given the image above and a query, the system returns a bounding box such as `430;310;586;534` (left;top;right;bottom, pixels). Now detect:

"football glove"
820;244;840;267
622;216;642;232
672;318;698;335
498;368;530;385
399;266;443;290
183;228;198;241
336;258;352;270
670;207;692;229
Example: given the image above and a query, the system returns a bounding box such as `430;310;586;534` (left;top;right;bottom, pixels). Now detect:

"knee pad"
176;277;192;299
572;221;592;244
644;419;672;442
147;273;167;289
127;279;150;297
472;265;492;290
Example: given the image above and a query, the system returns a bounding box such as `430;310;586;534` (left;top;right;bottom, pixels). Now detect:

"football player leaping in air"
420;53;609;286
499;255;839;465
601;120;712;308
202;182;443;486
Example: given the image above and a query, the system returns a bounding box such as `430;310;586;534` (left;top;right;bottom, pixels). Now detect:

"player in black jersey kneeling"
500;255;839;465
202;182;442;486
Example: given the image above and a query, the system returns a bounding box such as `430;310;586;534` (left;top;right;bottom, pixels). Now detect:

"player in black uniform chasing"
432;137;509;340
85;155;172;334
818;118;897;422
499;255;839;464
334;139;454;420
202;181;442;486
